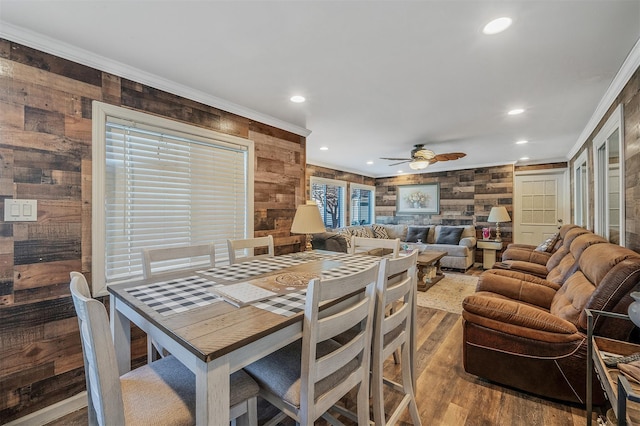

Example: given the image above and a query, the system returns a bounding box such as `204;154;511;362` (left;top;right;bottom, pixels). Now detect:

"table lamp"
291;200;326;251
488;206;511;242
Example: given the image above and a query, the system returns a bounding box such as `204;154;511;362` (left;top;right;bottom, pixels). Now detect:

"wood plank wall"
569;66;640;252
307;164;517;263
0;39;306;422
375;165;514;263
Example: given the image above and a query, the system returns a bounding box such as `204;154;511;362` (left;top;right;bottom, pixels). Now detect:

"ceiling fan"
380;144;466;170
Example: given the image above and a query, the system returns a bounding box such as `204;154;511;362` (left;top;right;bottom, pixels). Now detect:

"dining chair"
226;235;274;264
141;243;216;361
142;243;216;279
69;272;259;426
349;236;401;258
243;263;379;426
371;251;421;425
330;252;421;425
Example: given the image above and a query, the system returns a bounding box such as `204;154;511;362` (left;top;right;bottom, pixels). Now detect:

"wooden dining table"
107;251;385;425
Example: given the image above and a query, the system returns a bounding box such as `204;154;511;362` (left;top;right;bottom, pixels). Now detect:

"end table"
477;240;502;269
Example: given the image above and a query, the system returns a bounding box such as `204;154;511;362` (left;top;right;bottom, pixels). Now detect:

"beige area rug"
416;273;478;314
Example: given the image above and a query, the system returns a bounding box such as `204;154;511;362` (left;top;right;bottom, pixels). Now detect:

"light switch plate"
4;199;37;222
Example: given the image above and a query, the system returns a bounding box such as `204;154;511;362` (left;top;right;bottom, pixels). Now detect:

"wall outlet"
4;199;37;222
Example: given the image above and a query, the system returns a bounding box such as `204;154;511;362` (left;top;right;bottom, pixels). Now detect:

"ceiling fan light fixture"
409;159;429;170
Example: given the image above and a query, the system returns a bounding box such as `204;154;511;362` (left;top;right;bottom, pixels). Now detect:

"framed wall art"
396;183;440;215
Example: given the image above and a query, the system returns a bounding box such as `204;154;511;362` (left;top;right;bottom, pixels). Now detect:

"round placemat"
275;272;319;287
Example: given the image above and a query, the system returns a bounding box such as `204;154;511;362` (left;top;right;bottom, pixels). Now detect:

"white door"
514;170;569;245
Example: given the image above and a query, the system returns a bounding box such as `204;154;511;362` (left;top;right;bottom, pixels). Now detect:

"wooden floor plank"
47;295;592;426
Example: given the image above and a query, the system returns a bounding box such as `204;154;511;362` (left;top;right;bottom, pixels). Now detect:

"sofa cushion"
370;224;389;239
550;271;594;328
423;244;468;257
382;224;408;240
406;226;429;243
436;226;464;245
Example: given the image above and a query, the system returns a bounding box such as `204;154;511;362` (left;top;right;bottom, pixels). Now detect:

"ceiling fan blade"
380;157;412;161
432;152;466;162
389;160;410;166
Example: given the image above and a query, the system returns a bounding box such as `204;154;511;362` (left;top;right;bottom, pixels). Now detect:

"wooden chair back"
349;236;401;258
299;263;378;424
70;272;126;425
226;235;274;264
142;243;215;279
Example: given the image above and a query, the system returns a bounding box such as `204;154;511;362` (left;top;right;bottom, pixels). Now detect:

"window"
573;150;589;228
310;177;346;229
593;104;624;245
350;183;375;225
92;102;254;296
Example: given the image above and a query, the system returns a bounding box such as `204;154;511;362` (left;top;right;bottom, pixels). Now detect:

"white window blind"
92;102;253;295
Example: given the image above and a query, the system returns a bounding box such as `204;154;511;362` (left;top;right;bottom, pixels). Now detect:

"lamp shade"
291;201;326;234
488;206;511;223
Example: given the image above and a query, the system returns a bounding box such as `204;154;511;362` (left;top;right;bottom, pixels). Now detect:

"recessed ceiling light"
319;146;329;151
483;17;512;35
366;161;374;165
508;108;525;115
520;156;530;161
516;140;528;145
290;95;305;103
397;170;404;174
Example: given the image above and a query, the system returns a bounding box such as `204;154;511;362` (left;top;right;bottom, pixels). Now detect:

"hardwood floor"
48;268;598;426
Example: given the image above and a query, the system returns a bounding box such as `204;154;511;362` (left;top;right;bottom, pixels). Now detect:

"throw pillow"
535;233;559;252
405;226;429;243
436;226;464;245
336;228;352;249
351;226;373;238
370;224;390;239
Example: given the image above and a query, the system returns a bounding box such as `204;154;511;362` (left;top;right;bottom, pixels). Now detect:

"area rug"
416;273;478;314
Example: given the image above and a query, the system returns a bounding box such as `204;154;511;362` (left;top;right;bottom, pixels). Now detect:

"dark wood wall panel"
0;39;306;422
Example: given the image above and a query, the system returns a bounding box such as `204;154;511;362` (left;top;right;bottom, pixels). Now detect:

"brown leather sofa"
462;229;640;404
498;224;584;278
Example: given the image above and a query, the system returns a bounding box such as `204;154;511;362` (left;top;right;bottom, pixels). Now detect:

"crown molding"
567;37;640;160
0;21;312;138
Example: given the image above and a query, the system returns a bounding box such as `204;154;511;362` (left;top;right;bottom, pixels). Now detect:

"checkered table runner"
127;253;382;317
126;275;222;316
252;290;307;317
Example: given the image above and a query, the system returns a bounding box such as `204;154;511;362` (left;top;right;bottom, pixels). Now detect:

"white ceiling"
1;1;639;178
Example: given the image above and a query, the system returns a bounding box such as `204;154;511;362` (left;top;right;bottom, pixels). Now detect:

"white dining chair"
226;235;274;264
142;243;216;279
243;263;379;426
349;236;401;258
329;252;421;425
70;272;259;426
371;251;421;425
141;243;216;361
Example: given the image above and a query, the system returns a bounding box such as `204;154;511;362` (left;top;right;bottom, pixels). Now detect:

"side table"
586;309;640;425
477;240;502;269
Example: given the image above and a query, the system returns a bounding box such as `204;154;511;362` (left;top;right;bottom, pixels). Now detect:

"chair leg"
235;396;258;426
401;342;422;426
357;380;371;425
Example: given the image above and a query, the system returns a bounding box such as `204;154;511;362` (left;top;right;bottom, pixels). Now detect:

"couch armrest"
476;270;560;309
462;293;580;341
459;236;476;248
502;247;552;265
311;232;347;253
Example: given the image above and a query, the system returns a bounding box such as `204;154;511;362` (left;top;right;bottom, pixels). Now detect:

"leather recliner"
462;232;640;404
497;225;589;278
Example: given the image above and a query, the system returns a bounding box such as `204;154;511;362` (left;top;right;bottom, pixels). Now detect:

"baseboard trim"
4;391;87;426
